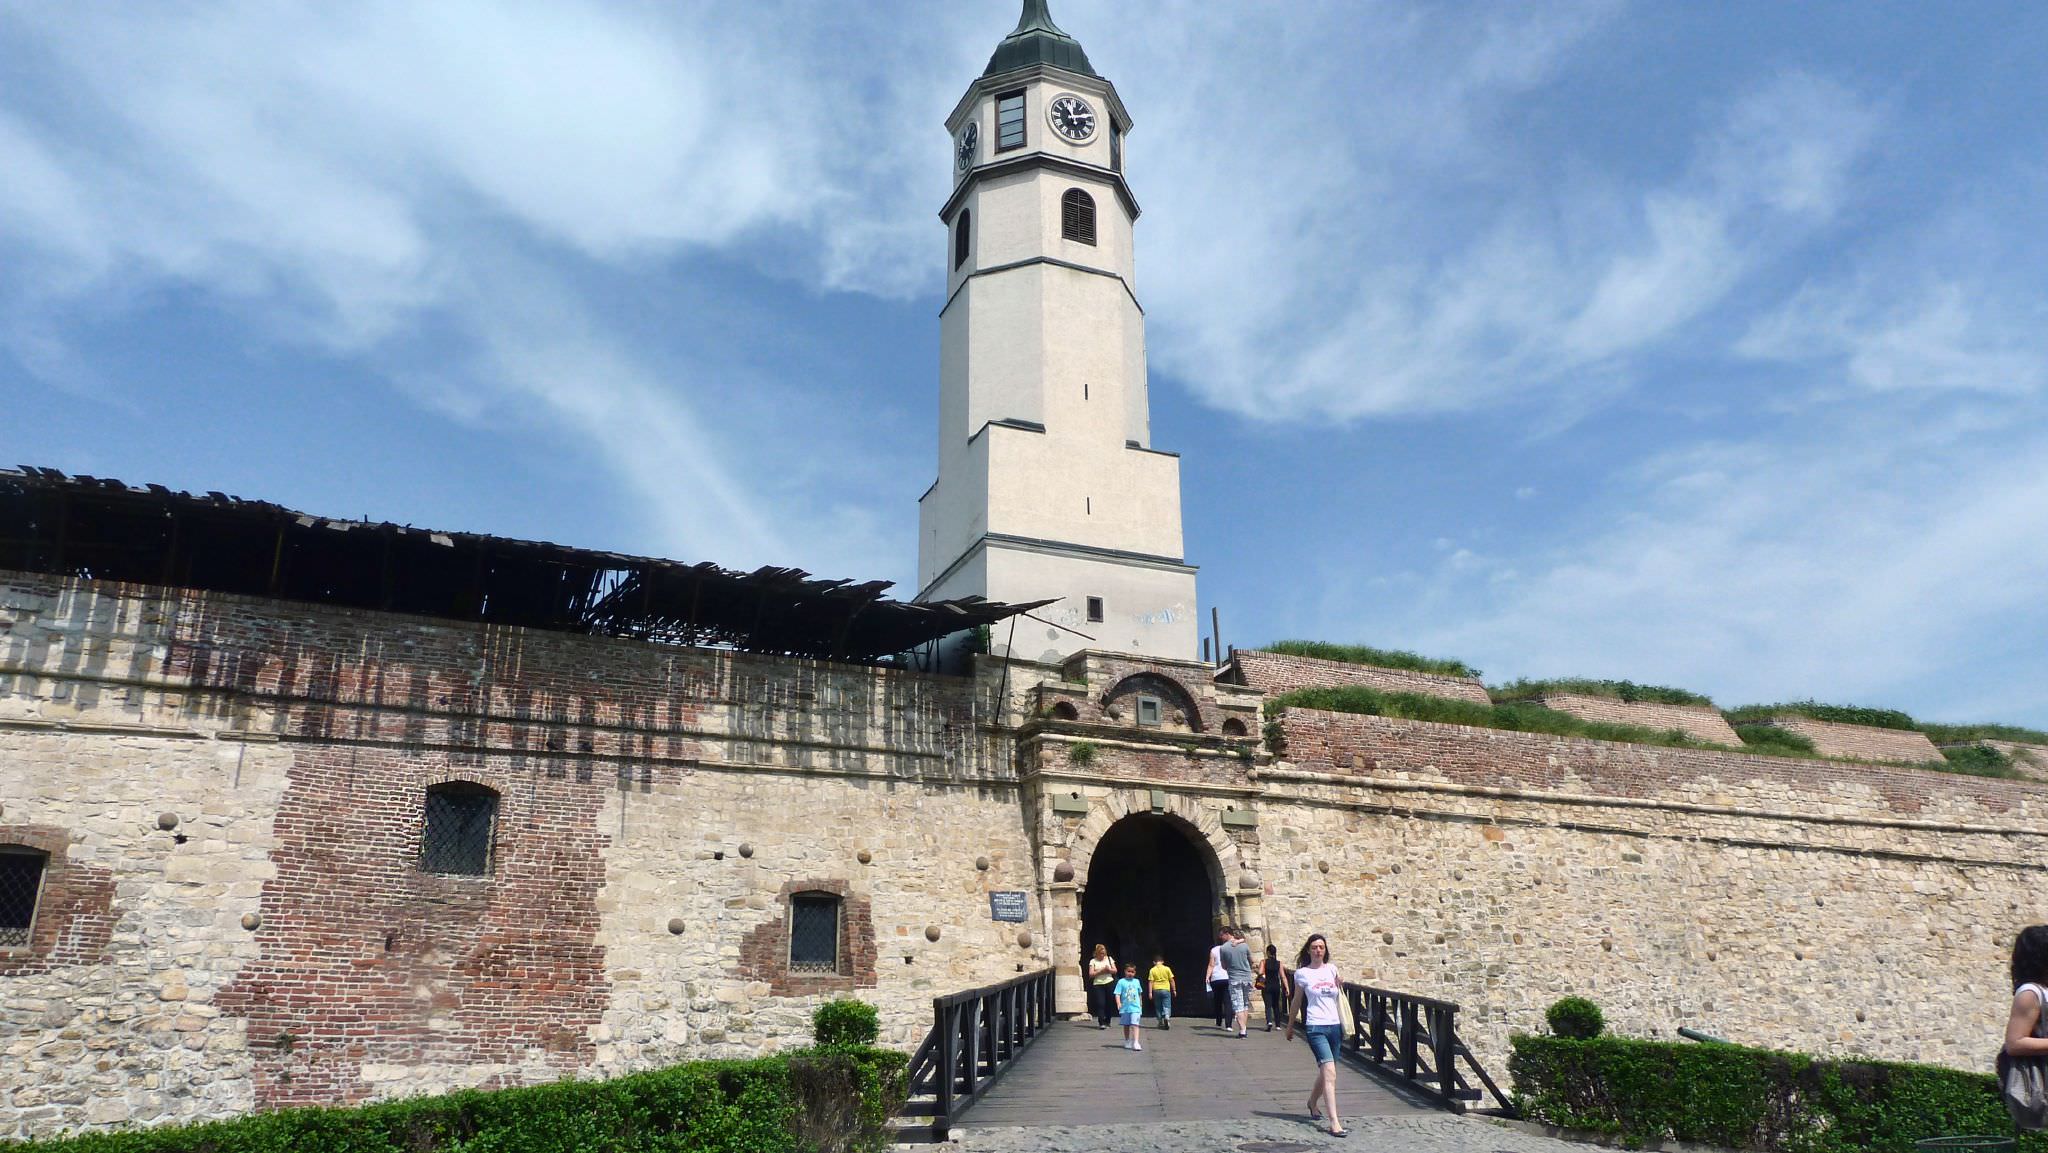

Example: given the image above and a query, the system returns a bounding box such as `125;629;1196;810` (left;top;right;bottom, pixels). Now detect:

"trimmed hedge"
1258;641;1479;679
1491;678;1714;708
1511;1034;2041;1153
813;999;880;1049
3;1048;908;1153
1724;701;1919;731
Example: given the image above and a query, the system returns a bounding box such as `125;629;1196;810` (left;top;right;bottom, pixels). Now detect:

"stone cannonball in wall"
240;913;262;931
668;918;686;935
857;849;873;865
738;844;754;859
975;856;990;871
157;812;180;831
1016;930;1033;948
1238;870;1261;891
1053;861;1075;883
925;925;942;942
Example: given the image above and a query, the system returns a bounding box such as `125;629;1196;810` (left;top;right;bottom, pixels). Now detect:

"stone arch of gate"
1065;791;1242;900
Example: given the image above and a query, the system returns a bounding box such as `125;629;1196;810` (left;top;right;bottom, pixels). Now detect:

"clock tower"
917;0;1199;664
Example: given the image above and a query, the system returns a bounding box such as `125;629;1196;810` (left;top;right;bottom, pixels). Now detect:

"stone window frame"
417;778;501;878
0;843;49;951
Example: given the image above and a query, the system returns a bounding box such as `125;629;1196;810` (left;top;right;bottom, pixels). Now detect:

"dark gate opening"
1080;815;1216;1017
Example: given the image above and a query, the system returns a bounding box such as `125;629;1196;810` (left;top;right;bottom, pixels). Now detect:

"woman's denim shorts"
1303;1023;1344;1065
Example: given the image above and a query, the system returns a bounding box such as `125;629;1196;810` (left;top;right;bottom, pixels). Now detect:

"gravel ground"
948;1114;1594;1153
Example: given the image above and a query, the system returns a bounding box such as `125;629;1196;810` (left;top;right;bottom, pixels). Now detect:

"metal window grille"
788;893;841;973
954;209;971;270
419;784;497;876
1061;189;1096;245
995;91;1026;151
0;848;47;948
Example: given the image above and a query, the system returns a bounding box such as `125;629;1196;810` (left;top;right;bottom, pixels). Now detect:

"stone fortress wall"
1527;692;1742;746
2;570;2042;1138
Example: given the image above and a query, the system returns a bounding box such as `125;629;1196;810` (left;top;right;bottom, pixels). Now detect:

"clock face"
1047;94;1097;144
956;121;979;172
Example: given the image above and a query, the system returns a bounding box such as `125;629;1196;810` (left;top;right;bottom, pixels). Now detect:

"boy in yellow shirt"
1147;955;1177;1030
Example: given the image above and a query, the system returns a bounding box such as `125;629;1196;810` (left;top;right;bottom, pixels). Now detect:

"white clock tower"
917;0;1199;664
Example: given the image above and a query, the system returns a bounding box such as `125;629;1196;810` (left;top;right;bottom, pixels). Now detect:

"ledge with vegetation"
1266;686;2026;778
1255;640;1480;679
5;1002;905;1153
1488;678;1715;708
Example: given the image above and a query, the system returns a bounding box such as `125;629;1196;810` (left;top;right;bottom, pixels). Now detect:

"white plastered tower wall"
917;3;1199;664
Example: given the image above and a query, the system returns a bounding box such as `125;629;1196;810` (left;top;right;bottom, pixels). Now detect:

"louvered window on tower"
995;90;1026;151
954;209;972;270
419;782;498;876
0;847;47;948
1061;189;1097;245
788;892;841;973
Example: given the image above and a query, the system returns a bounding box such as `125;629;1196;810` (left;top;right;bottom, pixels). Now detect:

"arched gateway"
1079;815;1217;1015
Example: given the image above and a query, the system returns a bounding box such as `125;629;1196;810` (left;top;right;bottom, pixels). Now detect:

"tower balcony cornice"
940;151;1140;224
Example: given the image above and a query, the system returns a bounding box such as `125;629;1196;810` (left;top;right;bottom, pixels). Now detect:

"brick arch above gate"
1055;790;1246;897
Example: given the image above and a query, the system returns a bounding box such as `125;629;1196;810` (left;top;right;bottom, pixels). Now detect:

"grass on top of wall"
1920;721;2048;746
1722;701;1919;731
1488;678;1714;708
1273;686;2026;778
1257;641;1479;679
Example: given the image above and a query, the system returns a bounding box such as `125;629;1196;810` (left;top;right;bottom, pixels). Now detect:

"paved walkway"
955;1015;1432;1127
953;1115;1594;1153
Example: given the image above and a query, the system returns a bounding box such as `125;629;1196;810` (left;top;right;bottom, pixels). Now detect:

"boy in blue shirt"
1114;963;1146;1051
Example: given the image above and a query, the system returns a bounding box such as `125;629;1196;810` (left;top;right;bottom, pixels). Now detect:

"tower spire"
984;0;1097;78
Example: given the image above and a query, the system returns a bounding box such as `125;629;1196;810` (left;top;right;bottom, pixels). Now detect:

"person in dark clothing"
1261;943;1291;1031
1207;928;1231;1028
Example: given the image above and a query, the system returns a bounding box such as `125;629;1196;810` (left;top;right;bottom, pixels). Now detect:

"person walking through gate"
1261;942;1291;1031
1207;929;1231;1028
1087;943;1119;1030
1286;933;1348;1138
2002;924;2048;1128
1115;962;1146;1051
1220;928;1256;1038
1148;954;1177;1030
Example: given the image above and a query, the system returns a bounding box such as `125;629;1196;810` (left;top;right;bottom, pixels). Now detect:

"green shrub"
1921;722;2048;745
1259;640;1479;679
1733;724;1819;756
1723;701;1918;731
1545;997;1605;1039
1491;678;1714;708
4;1049;908;1153
1937;744;2016;777
1510;1034;2044;1153
1272;686;1717;751
1067;740;1097;766
813;999;880;1048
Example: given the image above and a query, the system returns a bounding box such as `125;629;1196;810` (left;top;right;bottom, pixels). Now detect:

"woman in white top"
1285;933;1348;1138
2005;924;2048;1129
1087;943;1120;1030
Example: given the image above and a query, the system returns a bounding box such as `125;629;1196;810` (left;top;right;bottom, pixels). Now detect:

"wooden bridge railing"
898;968;1056;1142
1341;982;1514;1115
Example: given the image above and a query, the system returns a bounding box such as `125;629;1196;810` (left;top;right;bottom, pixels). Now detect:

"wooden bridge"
892;970;1511;1141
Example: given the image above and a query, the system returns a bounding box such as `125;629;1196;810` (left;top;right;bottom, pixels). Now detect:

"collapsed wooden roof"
0;467;1044;665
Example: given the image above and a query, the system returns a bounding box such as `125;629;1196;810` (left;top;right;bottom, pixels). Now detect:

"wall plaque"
988;891;1030;922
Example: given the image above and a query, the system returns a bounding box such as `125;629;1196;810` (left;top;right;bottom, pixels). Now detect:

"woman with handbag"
1087;943;1120;1030
2001;924;2048;1129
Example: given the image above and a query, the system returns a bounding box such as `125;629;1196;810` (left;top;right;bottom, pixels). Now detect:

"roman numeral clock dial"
1047;94;1096;143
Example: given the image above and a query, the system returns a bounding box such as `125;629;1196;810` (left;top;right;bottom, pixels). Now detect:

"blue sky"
3;2;2046;726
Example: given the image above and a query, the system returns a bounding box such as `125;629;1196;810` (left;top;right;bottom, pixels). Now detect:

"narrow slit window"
995;91;1027;151
789;893;841;973
0;847;47;948
420;782;498;876
954;208;972;271
1110;126;1122;172
1086;596;1104;623
1061;188;1097;245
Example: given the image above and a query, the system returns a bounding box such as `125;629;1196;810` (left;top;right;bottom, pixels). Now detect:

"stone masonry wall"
0;572;1038;1138
1229;650;1490;705
1264;707;2048;1074
1759;717;1943;764
1531;692;1741;746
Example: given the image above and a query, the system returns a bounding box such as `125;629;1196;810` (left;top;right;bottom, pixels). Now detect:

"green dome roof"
982;0;1097;79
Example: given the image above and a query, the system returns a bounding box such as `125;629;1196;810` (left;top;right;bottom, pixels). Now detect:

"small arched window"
954;208;972;271
1221;718;1249;738
789;891;842;973
0;846;48;947
1061;189;1097;246
1050;701;1080;721
420;782;498;876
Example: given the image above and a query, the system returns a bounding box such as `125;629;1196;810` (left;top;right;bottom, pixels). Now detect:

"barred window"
789;892;841;973
1061;189;1097;245
954;208;972;271
0;847;47;948
995;90;1026;151
420;782;498;876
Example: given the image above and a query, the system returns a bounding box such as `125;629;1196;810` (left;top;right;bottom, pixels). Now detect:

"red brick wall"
1280;708;2044;817
737;879;878;997
1759;718;1942;765
1532;693;1741;746
1230;651;1490;705
0;824;115;976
